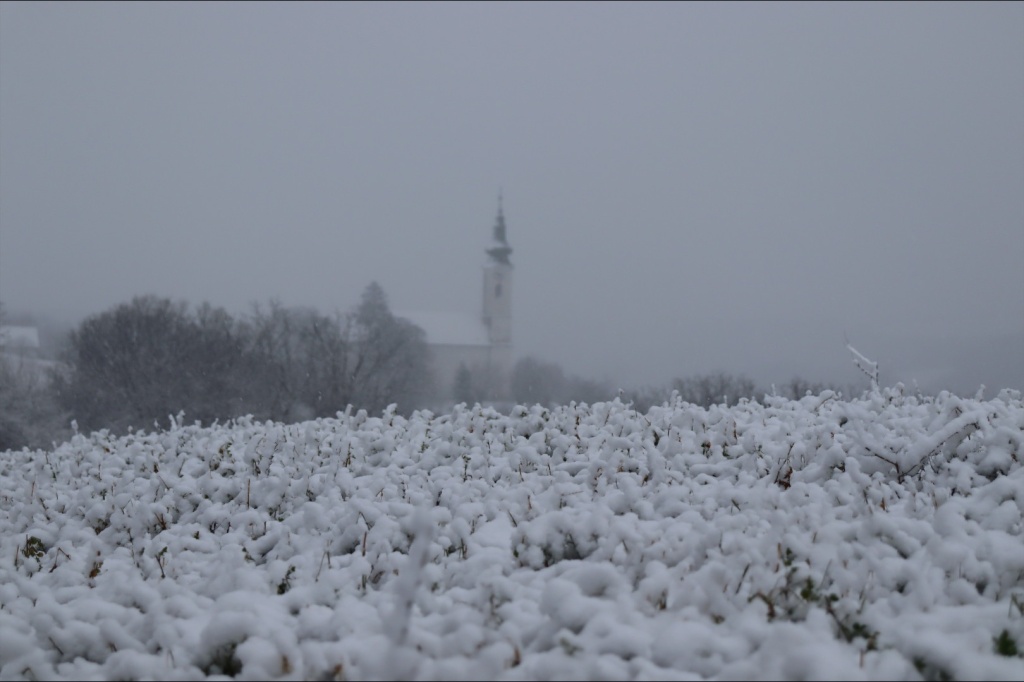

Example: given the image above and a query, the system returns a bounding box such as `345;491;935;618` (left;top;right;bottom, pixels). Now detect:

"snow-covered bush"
1;389;1022;680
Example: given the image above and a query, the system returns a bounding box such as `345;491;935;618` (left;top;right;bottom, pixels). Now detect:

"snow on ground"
1;386;1023;680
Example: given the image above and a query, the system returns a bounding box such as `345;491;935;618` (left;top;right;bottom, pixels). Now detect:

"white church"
400;198;515;405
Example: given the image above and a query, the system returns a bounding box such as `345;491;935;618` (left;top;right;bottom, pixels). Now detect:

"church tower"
483;194;513;384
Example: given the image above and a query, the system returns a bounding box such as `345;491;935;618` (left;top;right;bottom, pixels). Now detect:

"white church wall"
399;197;516;409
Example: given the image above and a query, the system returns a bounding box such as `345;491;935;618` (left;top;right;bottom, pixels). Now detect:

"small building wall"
0;326;41;355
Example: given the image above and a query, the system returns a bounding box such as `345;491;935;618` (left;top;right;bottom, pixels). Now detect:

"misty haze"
2;5;1024;680
1;3;1020;418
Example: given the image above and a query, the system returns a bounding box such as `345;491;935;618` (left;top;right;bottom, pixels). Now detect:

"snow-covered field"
2;387;1023;680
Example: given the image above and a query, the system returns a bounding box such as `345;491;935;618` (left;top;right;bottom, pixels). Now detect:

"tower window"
495;283;502;298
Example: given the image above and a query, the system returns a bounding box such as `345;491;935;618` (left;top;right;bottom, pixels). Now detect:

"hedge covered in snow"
2;387;1023;680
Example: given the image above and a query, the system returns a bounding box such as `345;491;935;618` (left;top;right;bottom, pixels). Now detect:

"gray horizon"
2;2;1021;396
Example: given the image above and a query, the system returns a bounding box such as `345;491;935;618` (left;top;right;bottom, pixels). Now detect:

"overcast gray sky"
1;1;1022;395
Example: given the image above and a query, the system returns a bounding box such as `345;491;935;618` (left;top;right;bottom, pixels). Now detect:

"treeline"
460;355;613;408
488;355;861;415
622;372;862;413
0;282;432;449
1;288;866;451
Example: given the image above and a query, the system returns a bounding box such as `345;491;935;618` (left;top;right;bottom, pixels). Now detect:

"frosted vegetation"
2;384;1023;680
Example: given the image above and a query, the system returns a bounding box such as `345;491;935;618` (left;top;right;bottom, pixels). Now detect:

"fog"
1;2;1021;395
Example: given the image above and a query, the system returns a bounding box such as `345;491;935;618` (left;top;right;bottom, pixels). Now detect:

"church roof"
396;311;490;347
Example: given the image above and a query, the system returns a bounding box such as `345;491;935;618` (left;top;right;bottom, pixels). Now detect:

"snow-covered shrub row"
1;388;1023;680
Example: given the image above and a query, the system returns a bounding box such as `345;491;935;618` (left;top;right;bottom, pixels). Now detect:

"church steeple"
482;193;513;360
486;191;513;266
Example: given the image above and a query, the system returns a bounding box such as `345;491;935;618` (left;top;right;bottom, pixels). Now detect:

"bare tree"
625;371;761;412
241;302;352;422
54;296;250;434
344;282;433;414
45;285;434;435
511;356;566;407
672;371;759;407
452;363;479;405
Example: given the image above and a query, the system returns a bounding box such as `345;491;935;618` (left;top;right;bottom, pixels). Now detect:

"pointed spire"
487;191;513;265
493;191;507;245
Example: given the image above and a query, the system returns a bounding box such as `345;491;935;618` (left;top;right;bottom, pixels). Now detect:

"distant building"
0;324;62;384
0;325;40;357
399;197;515;405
